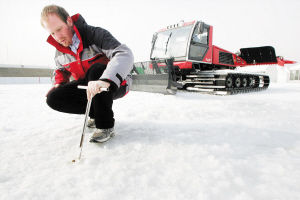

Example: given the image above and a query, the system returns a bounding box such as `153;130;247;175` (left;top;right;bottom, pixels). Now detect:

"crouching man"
41;5;134;143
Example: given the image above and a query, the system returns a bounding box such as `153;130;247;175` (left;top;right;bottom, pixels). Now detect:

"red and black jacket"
47;14;134;91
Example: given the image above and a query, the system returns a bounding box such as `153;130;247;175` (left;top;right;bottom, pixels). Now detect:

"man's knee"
46;88;59;111
86;63;107;81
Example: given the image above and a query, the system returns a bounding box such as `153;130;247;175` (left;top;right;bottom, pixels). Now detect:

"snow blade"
240;46;277;64
131;59;181;94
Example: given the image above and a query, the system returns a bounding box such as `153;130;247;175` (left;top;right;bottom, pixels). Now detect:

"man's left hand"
87;80;110;100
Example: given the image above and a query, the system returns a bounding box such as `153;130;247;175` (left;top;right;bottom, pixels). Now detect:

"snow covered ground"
0;83;300;200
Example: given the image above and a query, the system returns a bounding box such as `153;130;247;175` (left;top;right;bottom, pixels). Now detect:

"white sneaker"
87;118;96;128
89;128;115;143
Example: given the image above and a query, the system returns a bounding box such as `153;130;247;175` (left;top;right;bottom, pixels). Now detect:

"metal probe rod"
77;85;109;160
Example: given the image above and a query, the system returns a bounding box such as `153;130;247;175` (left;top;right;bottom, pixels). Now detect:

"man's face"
43;14;73;47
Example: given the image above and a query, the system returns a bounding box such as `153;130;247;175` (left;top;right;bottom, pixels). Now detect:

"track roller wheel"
242;76;248;87
234;76;241;88
248;76;255;88
254;76;260;88
225;76;233;88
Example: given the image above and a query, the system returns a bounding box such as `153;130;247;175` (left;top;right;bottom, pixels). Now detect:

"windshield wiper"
165;32;172;55
150;33;158;60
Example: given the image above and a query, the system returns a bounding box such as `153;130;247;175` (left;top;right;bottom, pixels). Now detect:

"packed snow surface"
0;83;300;200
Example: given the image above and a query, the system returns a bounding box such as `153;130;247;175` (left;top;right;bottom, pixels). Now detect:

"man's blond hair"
40;5;70;27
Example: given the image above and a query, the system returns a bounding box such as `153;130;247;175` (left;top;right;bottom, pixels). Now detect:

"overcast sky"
0;0;299;67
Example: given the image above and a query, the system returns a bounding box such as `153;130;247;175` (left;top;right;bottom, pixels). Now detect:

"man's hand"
87;80;110;100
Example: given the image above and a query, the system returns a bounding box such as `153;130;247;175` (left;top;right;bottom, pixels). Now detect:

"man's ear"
66;17;73;26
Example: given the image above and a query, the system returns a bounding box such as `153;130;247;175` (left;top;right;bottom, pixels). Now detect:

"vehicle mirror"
199;22;204;34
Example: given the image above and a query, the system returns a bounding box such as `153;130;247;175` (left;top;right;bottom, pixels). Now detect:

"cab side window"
192;27;208;45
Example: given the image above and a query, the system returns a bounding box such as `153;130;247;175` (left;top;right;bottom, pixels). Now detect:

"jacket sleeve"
53;52;71;85
86;25;134;88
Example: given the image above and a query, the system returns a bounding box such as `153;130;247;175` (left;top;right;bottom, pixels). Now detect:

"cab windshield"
150;25;193;59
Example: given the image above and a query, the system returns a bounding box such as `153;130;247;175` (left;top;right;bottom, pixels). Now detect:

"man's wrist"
97;80;110;88
99;79;117;92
